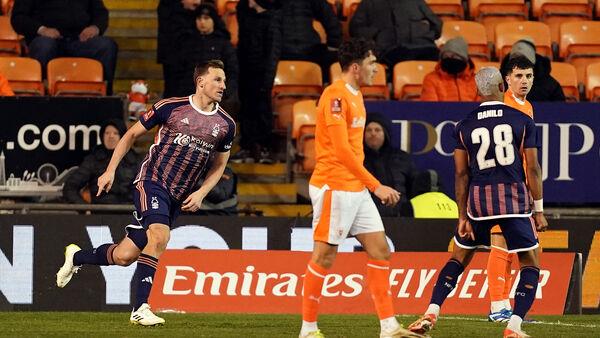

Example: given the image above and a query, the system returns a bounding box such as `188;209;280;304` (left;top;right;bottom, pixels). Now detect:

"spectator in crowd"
231;0;282;164
280;0;342;82
0;72;14;96
11;0;118;95
157;0;201;97
421;37;479;102
500;38;565;102
194;166;238;215
183;4;238;113
63;119;139;204
363;113;418;217
349;0;442;69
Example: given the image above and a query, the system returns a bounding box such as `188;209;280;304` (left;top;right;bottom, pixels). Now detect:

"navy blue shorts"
132;180;181;229
454;216;539;253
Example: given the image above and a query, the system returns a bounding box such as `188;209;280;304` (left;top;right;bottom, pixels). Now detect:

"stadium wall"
0;215;598;313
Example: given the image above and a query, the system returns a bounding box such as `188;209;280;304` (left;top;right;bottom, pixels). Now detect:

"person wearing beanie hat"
63;118;140;204
500;37;565;101
421;36;479;101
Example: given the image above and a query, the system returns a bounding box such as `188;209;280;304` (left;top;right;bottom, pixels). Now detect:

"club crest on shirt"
330;98;342;113
212;124;220;137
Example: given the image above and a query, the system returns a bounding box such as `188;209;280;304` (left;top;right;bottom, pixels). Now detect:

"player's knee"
312;252;336;269
113;252;138;266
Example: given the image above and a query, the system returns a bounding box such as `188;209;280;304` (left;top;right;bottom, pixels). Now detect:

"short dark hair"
505;55;534;75
193;59;225;84
338;38;376;71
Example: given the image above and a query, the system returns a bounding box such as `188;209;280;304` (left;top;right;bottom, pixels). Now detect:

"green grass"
0;312;598;337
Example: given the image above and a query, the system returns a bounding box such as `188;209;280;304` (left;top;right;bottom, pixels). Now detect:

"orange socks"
487;247;511;302
367;259;395;320
302;260;328;322
503;253;516;301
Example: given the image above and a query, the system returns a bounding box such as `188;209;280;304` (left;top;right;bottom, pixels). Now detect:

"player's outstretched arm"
181;151;230;212
97;121;148;196
524;147;548;232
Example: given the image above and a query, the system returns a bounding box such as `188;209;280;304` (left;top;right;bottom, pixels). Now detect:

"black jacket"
364;113;419;217
281;0;342;57
157;0;197;65
11;0;109;43
500;53;565;102
349;0;442;55
63;120;140;204
236;0;282;90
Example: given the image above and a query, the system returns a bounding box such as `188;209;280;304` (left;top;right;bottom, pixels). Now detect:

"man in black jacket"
363;113;419;217
349;0;442;69
232;0;282;164
500;38;565;102
280;0;342;82
63;119;139;204
11;0;118;95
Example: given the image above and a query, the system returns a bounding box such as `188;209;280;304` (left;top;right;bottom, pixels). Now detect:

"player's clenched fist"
533;213;548;232
374;185;401;207
96;171;115;196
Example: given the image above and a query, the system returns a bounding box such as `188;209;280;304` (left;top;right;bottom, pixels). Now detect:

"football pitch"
0;313;598;337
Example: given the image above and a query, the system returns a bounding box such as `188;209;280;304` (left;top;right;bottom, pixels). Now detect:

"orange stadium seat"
292;100;317;172
0;57;44;95
495;21;552;61
393;61;436;100
474;61;500;72
223;12;238;47
343;0;361;19
559;21;600;84
329;62;389;100
216;0;238;16
437;21;490;61
0;16;21;56
425;0;464;21
313;20;326;44
532;0;592;43
597;0;600;19
550;62;579;101
586;62;600;101
469;0;528;42
272;61;322;130
47;57;106;96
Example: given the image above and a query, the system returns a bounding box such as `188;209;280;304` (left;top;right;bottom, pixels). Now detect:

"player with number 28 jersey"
454;102;537;220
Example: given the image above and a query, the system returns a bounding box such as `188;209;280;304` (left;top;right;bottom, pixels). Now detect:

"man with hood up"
363;112;419;217
421;37;479;102
63;119;139;204
500;38;565;102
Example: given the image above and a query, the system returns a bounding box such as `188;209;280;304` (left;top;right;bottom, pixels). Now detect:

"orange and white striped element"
367;259;395;319
309;185;384;245
302;261;328;322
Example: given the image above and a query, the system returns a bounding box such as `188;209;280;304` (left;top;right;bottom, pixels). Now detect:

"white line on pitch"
398;315;599;329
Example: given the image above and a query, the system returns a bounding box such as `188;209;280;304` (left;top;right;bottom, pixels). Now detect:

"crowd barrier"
1;215;597;313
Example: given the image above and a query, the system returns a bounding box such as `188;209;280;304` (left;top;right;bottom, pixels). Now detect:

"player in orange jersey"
487;55;536;323
299;38;422;338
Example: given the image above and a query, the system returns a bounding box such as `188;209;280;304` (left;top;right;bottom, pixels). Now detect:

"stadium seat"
425;0;464;21
223;12;238;47
532;0;592;43
0;16;21;56
550;62;579;101
393;61;436;100
342;0;361;19
313;20;326;44
437;21;490;61
469;0;528;42
586;62;600;101
495;21;552;61
559;21;600;83
0;57;44;95
329;62;389;100
47;57;106;96
597;0;600;19
292;100;317;172
474;61;500;72
216;0;238;16
272;61;322;130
